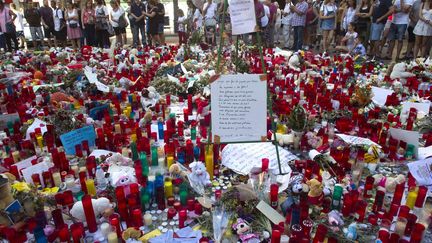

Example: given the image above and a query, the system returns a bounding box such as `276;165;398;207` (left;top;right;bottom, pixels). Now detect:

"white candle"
52;171;62;187
107;232;118;243
100;222;111;236
144;213;152;225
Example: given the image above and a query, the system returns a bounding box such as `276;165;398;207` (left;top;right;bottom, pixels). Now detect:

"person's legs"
385;23;397;59
268;25;275;48
4;33;12;52
395;24;407;60
413;35;422;58
297;26;304;50
421;35;429;57
293;26;299;51
283;24;290;48
131;24;138;46
322;30;328;52
405;26;415;58
140;24;146;46
44;28;52;47
30;27;37;49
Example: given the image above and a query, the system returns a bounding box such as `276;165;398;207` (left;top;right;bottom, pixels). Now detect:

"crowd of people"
0;0;165;51
0;0;431;61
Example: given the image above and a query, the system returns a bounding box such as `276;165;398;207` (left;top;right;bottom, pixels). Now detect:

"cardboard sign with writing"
60;125;96;155
229;0;257;35
211;74;267;143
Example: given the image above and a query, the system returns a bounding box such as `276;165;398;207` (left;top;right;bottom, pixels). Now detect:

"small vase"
293;131;304;151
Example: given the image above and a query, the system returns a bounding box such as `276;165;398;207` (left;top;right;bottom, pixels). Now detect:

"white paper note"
221;142;296;175
229;0;257;35
336;134;381;147
407;158;432;190
211;74;267;143
371;86;393;107
400;102;430;123
21;162;51;187
389;128;420;157
418;146;432;160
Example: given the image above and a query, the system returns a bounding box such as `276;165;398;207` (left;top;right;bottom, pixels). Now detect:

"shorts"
370;23;385;41
157;23;164;34
55;28;67;41
407;25;415;43
30;26;44;41
388;23;407;41
113;27;126;35
44;27;55;38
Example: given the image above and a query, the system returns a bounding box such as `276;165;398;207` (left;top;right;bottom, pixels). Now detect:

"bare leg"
387;40;395;59
77;39;81;49
395;40;403;61
421;36;428;57
413;36;422;58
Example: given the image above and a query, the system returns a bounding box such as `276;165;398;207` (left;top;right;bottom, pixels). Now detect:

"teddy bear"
307;178;324;205
122;227;143;241
187;161;211;189
70;197;113;224
271;132;293;146
390;62;415;83
280;174;308;215
232;218;261;243
108;164;137;187
372;174;405;193
343;222;358;240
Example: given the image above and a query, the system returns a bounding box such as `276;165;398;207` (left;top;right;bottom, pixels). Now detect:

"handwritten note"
60;125;96;155
22;161;50;187
389;128;420;157
211;74;267;143
84;66;110;93
336;134;381;147
400;102;430;123
229;0;257;35
0;113;20;130
221;142;296;175
407;158;432;190
25;118;48;140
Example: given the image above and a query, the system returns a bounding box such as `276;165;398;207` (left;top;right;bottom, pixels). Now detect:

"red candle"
262;158;269;172
183;108;189;122
52;209;65;229
414;186;428;208
194;202;202;215
187;199;195;211
173;201;182;211
409;223;425;243
168;207;177;219
179;209;187;229
70;223;84;243
392;182;405;205
58;226;70;242
187;94;193;113
110;215;122;239
133;208;143;227
378;229;390;243
271;229;281;243
215;189;222;200
312;224;327;243
82;195;97;233
404;213;418;236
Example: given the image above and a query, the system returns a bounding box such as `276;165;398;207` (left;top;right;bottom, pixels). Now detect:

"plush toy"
108;164;137;187
390;62;415;83
271;132;293;146
281;174;307;214
307;178;324;205
305;132;323;149
122;227;142;241
140;86;160;110
187;161;211;189
328;210;344;226
372;174;405;193
364;145;384;172
105;153;132;166
232;218;261;243
343;222;358;240
70;197;113;223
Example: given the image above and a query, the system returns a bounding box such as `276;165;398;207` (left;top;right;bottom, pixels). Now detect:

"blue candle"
158;121;164;140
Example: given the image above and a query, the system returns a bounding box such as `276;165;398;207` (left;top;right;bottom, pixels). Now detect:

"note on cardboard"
21;161;50;187
371;86;393;107
407;158;432;190
221;142;296;175
60;125;96;155
89;104;109;120
211;74;267;143
25;118;48;140
336;134;381;147
389;128;420;157
256;200;285;225
0;113;20;130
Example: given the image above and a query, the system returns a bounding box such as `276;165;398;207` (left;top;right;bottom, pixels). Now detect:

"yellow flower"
12;182;31;192
41;187;59;195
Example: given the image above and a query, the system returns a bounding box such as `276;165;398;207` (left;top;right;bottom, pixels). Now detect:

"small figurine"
306;178;324;205
343;222;358;240
232;218;261;243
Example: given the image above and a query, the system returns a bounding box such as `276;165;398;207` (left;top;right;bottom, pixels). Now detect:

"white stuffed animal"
108;164;137;187
271;133;293;146
390;62;415;83
372;174;405;193
70;197;112;223
105;152;132;166
187;161;211;189
288;53;301;71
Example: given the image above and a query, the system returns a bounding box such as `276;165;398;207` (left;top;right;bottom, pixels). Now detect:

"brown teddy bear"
307;178;324;205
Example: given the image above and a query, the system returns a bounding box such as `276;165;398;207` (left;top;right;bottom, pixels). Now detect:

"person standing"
264;0;277;48
341;0;356;34
370;0;392;59
95;0;110;48
319;0;337;52
281;0;293;49
155;0;165;44
274;2;282;45
385;0;414;61
413;0;432;57
177;9;187;44
0;0;17;52
65;1;83;49
10;3;25;49
110;0;127;47
355;0;374;51
144;0;161;45
405;0;421;58
25;2;44;49
203;0;217;46
304;0;318;50
52;1;66;48
290;0;308;51
81;1;95;46
40;0;55;47
129;0;146;47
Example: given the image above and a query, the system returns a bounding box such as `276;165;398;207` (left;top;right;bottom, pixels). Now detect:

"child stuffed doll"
232;218;261;243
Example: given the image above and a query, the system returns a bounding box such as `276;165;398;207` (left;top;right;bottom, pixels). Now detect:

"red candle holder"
82;195;97;233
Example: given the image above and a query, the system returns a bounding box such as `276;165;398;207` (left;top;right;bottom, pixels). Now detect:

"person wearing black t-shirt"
129;0;146;47
370;0;393;58
144;0;162;45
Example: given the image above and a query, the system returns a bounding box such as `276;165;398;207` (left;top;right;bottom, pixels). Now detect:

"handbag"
69;23;78;28
204;17;217;27
107;22;115;36
118;14;128;28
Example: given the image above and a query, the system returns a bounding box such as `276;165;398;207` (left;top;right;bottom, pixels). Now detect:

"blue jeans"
293;26;304;51
132;23;146;46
